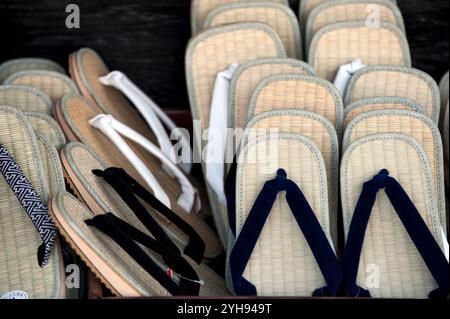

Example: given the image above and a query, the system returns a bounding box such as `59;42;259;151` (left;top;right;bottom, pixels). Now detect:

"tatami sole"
48;198;138;297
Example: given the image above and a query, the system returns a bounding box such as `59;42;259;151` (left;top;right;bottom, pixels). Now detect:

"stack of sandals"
0;51;228;298
0;0;448;299
188;0;448;298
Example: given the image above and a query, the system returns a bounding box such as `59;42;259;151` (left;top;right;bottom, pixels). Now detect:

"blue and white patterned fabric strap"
0;143;57;267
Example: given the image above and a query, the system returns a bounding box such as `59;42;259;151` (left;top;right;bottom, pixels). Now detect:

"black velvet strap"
93;168;206;263
225;161;237;237
85;213;201;295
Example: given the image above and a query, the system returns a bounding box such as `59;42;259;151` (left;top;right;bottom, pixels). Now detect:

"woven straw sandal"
299;0;398;31
68;48;212;220
247;74;344;133
341;133;448;298
0;105;64;299
186;23;286;247
24;112;66;150
229;58;315;133
59;142;222;261
242;110;339;244
54;94;222;260
308;21;410;81
343;109;446;229
0;85;52;114
203;3;302;59
439;72;449;185
49;191;172;297
35;134;66;198
49;189;229;296
0;58;65;84
305;0;404;48
443;102;449;183
343;96;425;128
345;65;441;123
4;70;79;105
226;133;341;296
190;0;289;35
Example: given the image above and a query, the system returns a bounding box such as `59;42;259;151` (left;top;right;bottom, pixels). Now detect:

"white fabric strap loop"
333;59;366;96
99;71;192;174
205;63;239;204
441;226;449;262
107;116;200;213
89;114;200;213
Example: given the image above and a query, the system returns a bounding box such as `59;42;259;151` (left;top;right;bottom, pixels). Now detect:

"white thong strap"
333;59;366;96
100;71;192;174
89;114;200;213
205;63;239;204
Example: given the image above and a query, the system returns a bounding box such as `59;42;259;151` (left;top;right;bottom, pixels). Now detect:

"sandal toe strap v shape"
343;169;449;299
229;169;342;296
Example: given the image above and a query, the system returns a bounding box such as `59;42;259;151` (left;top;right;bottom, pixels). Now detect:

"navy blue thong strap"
343;169;449;299
229;169;342;296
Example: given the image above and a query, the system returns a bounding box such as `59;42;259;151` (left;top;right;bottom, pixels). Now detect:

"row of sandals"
186;0;449;298
0;49;228;298
0;0;448;299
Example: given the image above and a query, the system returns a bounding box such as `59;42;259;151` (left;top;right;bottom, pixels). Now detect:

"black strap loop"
85;213;201;295
93;167;205;263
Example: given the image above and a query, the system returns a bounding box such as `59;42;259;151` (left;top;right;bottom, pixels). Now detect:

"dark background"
0;0;448;109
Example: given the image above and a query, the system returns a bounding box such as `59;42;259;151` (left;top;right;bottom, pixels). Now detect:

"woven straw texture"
25;112;66;150
345;66;440;123
4;71;78;105
305;0;405;48
204;3;302;58
299;0;329;29
344;97;425;128
56;95;221;259
36;134;65;198
248;74;344;132
52;191;171;296
243;110;339;244
343;110;446;228
70;48;212;221
440;72;449;169
308;22;410;81
341;133;443;298
229;58;315;132
234;133;330;296
0;58;66;84
443;102;449;167
60;144;228;296
0;105;63;299
186;23;285;133
186;23;286;246
299;0;398;29
70;48;154;142
191;0;288;34
0;85;52;114
63;142;186;253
